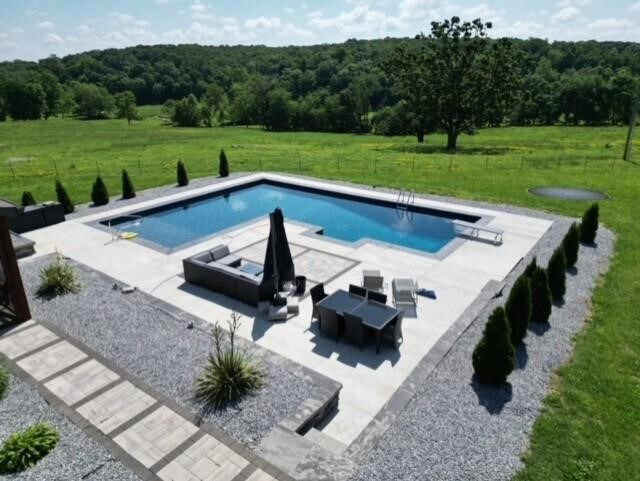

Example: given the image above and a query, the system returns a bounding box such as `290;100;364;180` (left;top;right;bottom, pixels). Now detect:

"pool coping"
84;173;495;261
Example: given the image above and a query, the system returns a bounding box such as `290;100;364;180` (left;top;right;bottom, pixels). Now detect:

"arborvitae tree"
177;160;189;186
91;176;110;206
21;191;36;206
505;275;532;346
55;180;74;214
121;169;136;199
547;247;567;301
530;266;552;323
580;203;599;244
523;257;538;279
219;149;229;177
562;222;580;268
472;306;516;385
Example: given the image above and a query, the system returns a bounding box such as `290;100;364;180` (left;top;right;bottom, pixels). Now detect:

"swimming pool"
103;180;479;253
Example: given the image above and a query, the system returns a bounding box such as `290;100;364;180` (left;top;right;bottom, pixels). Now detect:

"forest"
0;35;638;137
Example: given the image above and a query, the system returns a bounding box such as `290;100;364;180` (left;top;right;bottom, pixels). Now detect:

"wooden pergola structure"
0;216;31;323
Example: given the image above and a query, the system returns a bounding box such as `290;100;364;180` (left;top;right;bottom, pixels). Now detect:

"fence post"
485;157;488;170
138;159;142;176
53;159;59;177
583;158;587;170
520;157;524;170
374;158;378;173
96;161;101;176
448;157;453;171
412;157;415;172
8;161;15;179
299;158;302;171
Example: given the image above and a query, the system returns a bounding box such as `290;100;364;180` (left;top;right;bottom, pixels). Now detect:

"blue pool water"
105;182;477;252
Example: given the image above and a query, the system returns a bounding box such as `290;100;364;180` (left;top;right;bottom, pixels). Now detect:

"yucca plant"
21;191;36;206
36;252;81;297
195;313;264;409
0;363;9;400
0;423;59;474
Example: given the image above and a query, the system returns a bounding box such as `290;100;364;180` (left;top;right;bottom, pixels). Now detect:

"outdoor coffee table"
238;262;263;276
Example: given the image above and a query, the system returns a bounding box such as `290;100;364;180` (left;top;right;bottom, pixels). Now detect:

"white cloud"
11;27;24;34
280;23;313;38
44;33;63;44
398;0;449;20
190;1;213;20
112;13;150;27
309;5;406;35
461;3;501;21
586;17;634;30
307;10;323;19
244;16;282;30
551;6;580;22
37;21;55;29
77;24;92;34
25;10;48;17
283;7;294;14
630;1;640;11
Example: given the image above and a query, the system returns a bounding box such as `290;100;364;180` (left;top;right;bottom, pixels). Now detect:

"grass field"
1;106;639;480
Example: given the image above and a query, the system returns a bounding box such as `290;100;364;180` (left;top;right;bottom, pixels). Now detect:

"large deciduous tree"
386;17;520;149
114;91;139;125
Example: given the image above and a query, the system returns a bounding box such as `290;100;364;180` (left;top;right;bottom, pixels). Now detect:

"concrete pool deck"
21;173;552;449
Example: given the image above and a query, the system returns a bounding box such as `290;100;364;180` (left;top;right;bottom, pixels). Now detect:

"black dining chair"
318;304;341;340
367;290;387;305
348;284;367;298
381;311;404;351
343;312;365;350
310;283;327;322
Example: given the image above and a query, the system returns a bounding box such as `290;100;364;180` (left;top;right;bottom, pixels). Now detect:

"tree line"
1;26;638;142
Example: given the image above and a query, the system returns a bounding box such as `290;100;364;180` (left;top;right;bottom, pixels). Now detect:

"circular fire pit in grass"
528;187;610;201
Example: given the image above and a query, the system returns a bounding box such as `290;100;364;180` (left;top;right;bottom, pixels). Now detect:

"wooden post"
0;217;31;323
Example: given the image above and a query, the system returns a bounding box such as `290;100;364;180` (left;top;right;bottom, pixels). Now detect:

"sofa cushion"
218;254;241;267
210;245;230;261
192;251;213;264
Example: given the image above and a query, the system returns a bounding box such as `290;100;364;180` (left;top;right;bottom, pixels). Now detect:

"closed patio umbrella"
262;208;295;294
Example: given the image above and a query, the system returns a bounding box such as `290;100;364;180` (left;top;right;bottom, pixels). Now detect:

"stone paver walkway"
0;320;289;481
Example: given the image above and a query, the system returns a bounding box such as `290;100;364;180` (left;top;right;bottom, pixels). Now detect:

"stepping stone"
44;359;120;405
77;381;156;435
246;469;278;481
0;324;58;359
158;434;248;481
17;340;88;381
114;405;198;469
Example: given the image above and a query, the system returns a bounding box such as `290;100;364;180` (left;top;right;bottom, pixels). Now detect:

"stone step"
304;427;347;456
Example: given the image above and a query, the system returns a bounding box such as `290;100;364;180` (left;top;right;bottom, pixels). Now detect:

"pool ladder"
396;189;415;221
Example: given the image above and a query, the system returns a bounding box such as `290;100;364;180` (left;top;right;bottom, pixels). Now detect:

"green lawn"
0;108;639;480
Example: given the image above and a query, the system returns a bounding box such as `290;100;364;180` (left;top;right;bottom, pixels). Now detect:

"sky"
0;0;639;61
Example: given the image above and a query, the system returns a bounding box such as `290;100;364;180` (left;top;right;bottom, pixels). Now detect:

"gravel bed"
18;257;313;448
348;223;615;481
0;372;139;481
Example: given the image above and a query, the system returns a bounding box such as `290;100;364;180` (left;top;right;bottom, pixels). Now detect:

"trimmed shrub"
505;275;532;346
0;423;59;474
219;149;229;177
90;176;109;206
21;191;36;206
472;306;516;385
562;222;580;268
530;266;552;323
55;180;74;214
121;169;136;199
580;203;599;244
195;313;263;408
547;247;567;301
36;253;81;297
0;363;9;400
523;257;538;279
177;160;189;186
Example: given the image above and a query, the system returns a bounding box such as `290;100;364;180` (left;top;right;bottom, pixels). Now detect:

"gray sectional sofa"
183;245;275;306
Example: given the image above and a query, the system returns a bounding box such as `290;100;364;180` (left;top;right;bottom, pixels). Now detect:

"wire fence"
1;150;636;202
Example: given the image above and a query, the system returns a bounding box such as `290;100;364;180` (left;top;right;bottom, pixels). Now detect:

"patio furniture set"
310;270;418;354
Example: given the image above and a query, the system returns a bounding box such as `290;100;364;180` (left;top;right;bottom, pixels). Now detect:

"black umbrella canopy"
262;208;295;290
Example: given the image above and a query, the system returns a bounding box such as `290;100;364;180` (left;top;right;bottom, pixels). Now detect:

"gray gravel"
347;223;614;481
0;371;139;481
18;256;313;448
